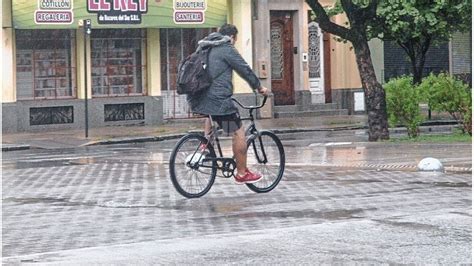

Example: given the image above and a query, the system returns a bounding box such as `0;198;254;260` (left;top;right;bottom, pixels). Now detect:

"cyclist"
187;23;270;184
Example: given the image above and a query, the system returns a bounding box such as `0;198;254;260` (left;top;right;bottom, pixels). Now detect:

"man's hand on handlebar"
257;86;271;97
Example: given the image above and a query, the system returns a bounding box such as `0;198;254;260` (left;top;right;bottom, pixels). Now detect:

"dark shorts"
211;113;242;134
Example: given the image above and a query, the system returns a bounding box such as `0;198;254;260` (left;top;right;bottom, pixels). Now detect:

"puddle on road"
287;145;368;166
433;182;471;188
2;160;71;170
338;179;384;184
3;197;89;207
219;208;373;221
3;156;103;169
409;181;471;188
373;219;441;231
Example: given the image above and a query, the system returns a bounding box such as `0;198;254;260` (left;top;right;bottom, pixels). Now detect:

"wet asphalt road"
2;131;472;264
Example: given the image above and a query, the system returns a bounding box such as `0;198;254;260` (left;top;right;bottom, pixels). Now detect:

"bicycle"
169;96;285;198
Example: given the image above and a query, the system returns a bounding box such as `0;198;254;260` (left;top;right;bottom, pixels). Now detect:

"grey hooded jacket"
187;32;261;115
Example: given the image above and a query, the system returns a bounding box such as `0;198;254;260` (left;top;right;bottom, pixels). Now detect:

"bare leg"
233;126;247;176
203;117;212;138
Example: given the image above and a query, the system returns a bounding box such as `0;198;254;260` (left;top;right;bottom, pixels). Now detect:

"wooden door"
323;32;332;103
270;11;295;105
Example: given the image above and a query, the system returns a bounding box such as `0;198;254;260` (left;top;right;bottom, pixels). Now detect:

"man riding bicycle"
187;23;270;184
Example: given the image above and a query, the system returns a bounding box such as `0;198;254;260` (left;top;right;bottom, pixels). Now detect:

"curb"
85;133;188;146
82;123;459;146
0;123;463;151
85;126;367;147
269;125;366;134
286;163;472;174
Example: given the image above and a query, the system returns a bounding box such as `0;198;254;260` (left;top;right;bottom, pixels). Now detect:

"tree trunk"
304;0;388;141
413;53;426;84
399;37;430;85
353;39;390;141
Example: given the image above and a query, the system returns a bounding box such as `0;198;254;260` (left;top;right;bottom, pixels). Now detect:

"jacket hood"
197;32;232;51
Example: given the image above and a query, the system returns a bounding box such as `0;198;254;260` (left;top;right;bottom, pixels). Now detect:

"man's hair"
219;24;238;37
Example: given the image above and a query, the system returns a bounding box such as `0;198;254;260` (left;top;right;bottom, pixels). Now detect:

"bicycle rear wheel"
245;131;285;193
169;134;217;198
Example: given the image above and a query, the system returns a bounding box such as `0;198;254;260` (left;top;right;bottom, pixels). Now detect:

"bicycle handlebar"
231;96;268;110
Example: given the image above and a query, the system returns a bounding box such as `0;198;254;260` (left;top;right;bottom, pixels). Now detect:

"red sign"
87;0;148;24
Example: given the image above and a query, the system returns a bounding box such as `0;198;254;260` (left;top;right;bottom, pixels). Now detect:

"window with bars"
91;29;147;97
159;28;212;92
16;30;76;100
159;28;214;118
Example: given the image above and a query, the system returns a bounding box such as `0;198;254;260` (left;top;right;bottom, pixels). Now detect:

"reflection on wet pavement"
2;131;471;259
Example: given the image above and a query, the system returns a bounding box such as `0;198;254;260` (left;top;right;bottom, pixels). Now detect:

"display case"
92;48;139;95
91;29;146;96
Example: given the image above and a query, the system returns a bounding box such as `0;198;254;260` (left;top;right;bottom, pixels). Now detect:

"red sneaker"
234;169;262;184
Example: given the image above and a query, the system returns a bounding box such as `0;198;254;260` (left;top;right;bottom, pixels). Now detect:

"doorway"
270;11;295;106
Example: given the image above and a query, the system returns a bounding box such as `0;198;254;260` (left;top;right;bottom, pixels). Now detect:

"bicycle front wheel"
169;134;217;198
246;131;285;193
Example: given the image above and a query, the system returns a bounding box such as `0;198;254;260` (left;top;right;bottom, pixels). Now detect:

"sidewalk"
2;115;368;150
0;115;461;151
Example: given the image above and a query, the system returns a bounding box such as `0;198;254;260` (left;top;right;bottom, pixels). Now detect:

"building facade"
2;0;364;133
251;0;363;116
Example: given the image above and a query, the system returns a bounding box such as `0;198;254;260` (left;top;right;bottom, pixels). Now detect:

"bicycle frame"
188;96;269;177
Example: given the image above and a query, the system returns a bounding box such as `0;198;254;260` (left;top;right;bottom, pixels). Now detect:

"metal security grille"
30;106;74;125
104;103;145;122
270;23;284;80
160;28;214;119
91;29;147;97
308;22;321;79
16;30;76;100
307;20;325;104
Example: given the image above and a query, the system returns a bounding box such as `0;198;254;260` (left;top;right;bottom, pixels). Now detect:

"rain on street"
2;131;472;264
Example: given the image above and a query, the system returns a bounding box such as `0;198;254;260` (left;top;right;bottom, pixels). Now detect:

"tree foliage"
384;76;424;138
372;0;471;42
372;0;471;84
319;0;472;84
418;73;472;135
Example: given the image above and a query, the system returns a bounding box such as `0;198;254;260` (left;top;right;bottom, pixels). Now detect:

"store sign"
40;0;72;9
34;0;74;24
13;0;226;29
173;0;206;24
87;0;148;24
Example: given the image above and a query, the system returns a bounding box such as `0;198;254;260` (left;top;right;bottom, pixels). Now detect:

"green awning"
13;0;227;29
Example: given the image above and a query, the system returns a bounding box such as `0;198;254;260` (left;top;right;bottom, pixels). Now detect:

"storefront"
2;0;365;133
2;0;228;132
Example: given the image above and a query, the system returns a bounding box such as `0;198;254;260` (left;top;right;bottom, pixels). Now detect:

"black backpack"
176;47;212;96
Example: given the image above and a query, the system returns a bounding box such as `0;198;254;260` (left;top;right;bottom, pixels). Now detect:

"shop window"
160;28;214;118
16;30;76;100
91;29;146;97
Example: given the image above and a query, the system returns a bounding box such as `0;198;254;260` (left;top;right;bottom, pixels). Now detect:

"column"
228;0;254;93
147;28;161;96
2;0;15;103
76;29;92;99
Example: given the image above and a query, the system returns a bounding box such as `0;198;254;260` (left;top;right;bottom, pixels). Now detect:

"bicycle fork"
247;133;268;164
